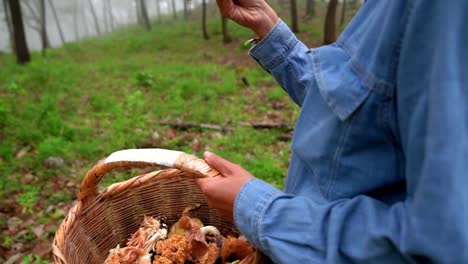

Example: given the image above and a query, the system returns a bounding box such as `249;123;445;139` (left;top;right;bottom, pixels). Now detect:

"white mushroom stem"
200;226;221;237
144;228;168;251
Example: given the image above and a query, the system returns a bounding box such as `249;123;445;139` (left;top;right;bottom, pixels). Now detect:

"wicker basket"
52;149;267;264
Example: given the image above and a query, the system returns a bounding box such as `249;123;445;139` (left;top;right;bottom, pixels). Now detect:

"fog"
0;0;200;52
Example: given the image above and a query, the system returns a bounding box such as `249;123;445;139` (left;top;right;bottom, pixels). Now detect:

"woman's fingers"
216;0;237;19
204;151;236;176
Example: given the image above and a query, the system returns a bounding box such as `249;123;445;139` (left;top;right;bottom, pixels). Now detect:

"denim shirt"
234;1;468;263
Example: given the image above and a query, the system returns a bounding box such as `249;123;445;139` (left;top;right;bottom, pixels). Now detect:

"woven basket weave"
52;149;266;264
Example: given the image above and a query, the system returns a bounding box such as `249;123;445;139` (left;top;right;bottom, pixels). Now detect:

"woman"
196;1;468;263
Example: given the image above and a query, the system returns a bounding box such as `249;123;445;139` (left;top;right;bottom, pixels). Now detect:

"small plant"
22;254;49;264
1;236;12;248
18;185;41;214
37;137;68;160
135;71;155;87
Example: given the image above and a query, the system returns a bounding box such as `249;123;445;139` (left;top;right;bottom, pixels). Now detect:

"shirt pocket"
311;44;371;121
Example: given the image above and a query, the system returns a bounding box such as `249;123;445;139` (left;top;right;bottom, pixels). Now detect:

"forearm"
235;177;468;263
235;179;413;263
248;3;279;38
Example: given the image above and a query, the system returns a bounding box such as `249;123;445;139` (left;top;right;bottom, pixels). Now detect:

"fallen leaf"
7;217;21;233
15;148;29;159
43;156;66;169
23;173;34;183
5;253;23;264
32;225;45;238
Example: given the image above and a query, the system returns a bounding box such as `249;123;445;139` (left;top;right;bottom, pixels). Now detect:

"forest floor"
0;3;359;263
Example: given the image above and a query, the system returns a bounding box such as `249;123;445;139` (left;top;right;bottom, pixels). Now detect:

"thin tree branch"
160;120;294;132
47;0;65;43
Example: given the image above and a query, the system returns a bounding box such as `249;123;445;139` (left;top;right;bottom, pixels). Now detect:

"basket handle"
76;149;221;214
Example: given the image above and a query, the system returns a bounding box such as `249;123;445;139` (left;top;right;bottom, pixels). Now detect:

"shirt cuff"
234;178;283;247
249;19;299;71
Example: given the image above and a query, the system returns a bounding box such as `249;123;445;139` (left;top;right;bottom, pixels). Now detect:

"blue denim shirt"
234;1;468;263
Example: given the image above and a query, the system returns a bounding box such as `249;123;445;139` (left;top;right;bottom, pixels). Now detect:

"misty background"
0;0;202;52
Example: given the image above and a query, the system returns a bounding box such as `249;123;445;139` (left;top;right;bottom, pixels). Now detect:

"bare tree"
183;0;188;20
87;0;101;35
135;0;142;24
340;0;347;26
139;0;151;30
8;0;30;64
2;0;14;50
82;0;89;36
323;0;338;44
21;0;50;48
47;0;65;43
221;16;231;43
102;0;109;32
201;0;209;40
73;0;79;40
107;0;114;31
39;0;48;54
305;0;315;18
171;0;176;20
155;0;161;23
101;0;113;32
290;0;299;33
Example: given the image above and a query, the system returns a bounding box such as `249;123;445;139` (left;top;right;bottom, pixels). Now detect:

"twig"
160;120;293;132
160;121;233;132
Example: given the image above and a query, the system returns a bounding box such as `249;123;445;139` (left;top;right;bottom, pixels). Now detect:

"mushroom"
103;245;152;264
200;226;222;244
127;216;168;252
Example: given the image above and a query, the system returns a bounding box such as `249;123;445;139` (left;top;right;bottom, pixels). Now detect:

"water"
0;0;197;52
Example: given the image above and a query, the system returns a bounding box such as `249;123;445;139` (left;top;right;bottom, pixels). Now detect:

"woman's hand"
217;0;279;38
195;152;254;221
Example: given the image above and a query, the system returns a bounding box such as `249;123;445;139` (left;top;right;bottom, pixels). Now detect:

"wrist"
251;6;279;39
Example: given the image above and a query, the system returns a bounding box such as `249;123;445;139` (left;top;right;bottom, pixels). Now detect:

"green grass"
0;15;297;262
0;2;359;261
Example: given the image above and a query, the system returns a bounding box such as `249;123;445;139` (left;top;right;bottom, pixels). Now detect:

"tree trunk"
323;0;338;44
135;0;142;24
87;0;101;35
3;0;14;50
82;1;89;36
201;0;209;40
305;0;315;18
155;0;161;23
102;0;109;32
21;0;50;47
48;0;65;43
107;0;114;30
39;0;47;54
183;0;188;20
21;0;39;23
340;0;346;26
73;0;79;40
171;0;176;19
140;0;151;30
221;16;231;43
8;0;30;64
290;0;299;33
